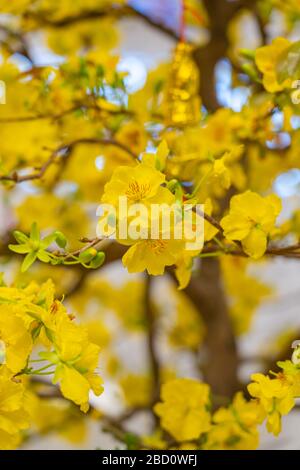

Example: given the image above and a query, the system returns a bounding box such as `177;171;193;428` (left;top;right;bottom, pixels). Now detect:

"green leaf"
31;323;42;341
8;244;30;254
30;222;40;244
79;248;97;264
124;433;139;450
166;179;180;194
36;250;51;263
21;251;37;272
175;183;183;203
239;48;255;60
50;258;62;265
40;233;57;250
54;231;67;249
13;230;29;244
89;252;105;269
154;78;164;94
241;63;260;82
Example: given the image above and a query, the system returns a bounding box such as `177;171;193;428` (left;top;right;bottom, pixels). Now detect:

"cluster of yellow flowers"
99;154;282;280
0;279;102;448
151;351;300;449
98;143;218;286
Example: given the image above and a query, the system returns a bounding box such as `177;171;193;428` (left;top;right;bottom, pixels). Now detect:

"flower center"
125;180;151;202
147;240;167;254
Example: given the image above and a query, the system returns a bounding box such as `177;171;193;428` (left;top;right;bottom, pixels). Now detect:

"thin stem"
31;363;55;374
30;370;56;376
0;138;137;184
199;251;223;258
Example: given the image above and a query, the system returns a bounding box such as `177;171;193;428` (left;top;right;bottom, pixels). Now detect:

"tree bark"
184;259;239;398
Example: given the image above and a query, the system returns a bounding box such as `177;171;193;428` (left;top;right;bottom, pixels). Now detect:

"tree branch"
0;103;133;124
25;5;179;40
0;137;138;184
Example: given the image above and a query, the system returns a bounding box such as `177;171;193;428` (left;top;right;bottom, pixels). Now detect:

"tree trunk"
184;259;239;398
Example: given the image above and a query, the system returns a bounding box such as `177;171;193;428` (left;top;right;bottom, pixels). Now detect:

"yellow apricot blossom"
0;368;29;450
123;238;185;276
255;37;292;92
248;373;295;436
221;190;281;259
154;378;211;442
204;392;263;450
115;122;148;156
102;163;165;205
43;313;103;412
0;305;32;374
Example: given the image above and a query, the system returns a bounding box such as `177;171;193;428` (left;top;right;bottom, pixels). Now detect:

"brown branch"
25;5;179;40
0;137;138;184
193;0;263;110
0;104;133;124
201;242;300;259
179;260;239;398
31;376;148;448
196;208;224;234
0;25;33;63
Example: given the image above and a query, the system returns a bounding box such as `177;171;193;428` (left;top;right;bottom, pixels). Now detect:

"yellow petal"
242;228;267;259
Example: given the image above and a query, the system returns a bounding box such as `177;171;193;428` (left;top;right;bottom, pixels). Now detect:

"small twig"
0;137;138;184
196;208;224;234
0;104;133;124
25;5;179;40
63;238;111;261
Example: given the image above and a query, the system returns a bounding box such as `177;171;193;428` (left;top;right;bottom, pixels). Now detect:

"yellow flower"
41;309;103;412
174;254;194;290
221;190;281;259
0;305;32;374
123;238;185;276
204;392;262;450
102;163;165;205
174;199;212;288
142;140;169;171
115;122;147;156
0;368;29;449
248;373;295;436
54;342;103;413
154;378;211;442
255;37;292;92
212;158;231;190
